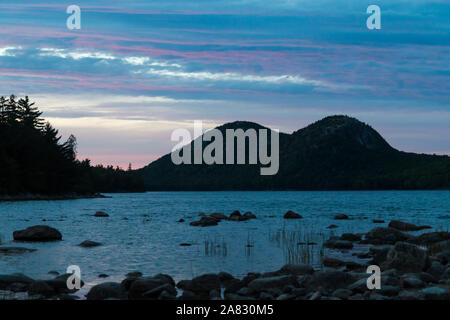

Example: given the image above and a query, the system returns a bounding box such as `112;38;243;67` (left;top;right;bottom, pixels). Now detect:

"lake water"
0;191;449;297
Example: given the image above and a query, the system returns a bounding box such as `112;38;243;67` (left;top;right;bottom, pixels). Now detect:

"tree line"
0;95;145;196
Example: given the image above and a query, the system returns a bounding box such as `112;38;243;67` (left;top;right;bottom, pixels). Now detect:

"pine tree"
18;96;44;129
5;95;19;124
42;122;61;144
61;134;77;161
0;96;7;124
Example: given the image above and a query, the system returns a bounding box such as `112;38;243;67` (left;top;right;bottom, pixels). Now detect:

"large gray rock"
13;225;62;242
334;214;349;220
248;275;295;292
87;282;127;300
364;227;412;245
382;242;428;273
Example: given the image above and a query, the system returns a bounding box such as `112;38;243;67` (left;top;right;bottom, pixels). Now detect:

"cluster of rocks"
82;220;450;300
0;273;84;300
189;211;257;227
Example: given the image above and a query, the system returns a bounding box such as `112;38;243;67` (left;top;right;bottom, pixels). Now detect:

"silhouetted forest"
0;95;145;197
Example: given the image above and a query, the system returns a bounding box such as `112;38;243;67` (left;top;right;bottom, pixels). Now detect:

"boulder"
46;273;84;293
368;245;393;265
324;239;353;250
248;275;295;292
408;232;450;246
28;280;55;297
177;274;221;293
0;273;34;291
426;261;445;279
87;282;127;300
78;240;102;248
327;224;338;229
13;225;62;242
421;286;449;300
382;242;429;273
372;220;385;223
129;275;174;300
334;214;349;220
306;271;355;292
363;227;412;245
332;288;352;300
142;283;177;299
403;277;425;289
94;211;109;217
388;220;431;232
283;211;302;219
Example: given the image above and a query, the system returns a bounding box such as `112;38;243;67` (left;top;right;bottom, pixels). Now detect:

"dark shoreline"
0;193;110;202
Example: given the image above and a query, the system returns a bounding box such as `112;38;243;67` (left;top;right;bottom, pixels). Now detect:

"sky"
0;0;449;168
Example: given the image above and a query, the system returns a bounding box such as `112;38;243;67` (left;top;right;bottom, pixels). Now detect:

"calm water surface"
1;191;449;296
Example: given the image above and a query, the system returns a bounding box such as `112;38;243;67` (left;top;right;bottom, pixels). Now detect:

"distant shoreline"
0;193;110;202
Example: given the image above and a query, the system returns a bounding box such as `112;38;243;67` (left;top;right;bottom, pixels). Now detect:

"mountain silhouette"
139;115;450;190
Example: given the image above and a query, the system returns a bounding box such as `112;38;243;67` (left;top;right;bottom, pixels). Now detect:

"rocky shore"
0;193;108;202
1;217;449;300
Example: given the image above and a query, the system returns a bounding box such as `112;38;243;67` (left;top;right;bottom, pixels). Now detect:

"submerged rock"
94;211;109;217
13;226;62;242
78;240;101;248
0;247;37;255
334;214;349;220
283;211;302;219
